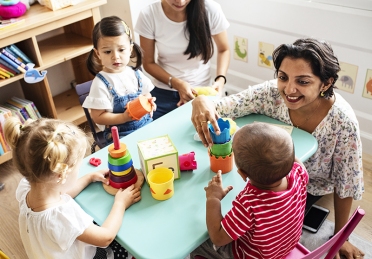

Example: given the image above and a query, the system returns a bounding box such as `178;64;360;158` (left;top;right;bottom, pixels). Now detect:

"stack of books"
0;44;33;80
0;97;41;155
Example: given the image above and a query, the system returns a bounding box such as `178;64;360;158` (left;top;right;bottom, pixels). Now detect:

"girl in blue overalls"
84;16;156;145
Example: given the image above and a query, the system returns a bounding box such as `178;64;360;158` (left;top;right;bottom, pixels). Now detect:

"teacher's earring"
320;91;325;97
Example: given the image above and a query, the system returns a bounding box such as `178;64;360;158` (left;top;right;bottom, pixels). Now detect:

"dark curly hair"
272;38;340;99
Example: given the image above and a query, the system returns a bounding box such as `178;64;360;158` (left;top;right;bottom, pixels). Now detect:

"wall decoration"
335;62;358;94
233;36;248;62
362;69;372;100
258;42;274;69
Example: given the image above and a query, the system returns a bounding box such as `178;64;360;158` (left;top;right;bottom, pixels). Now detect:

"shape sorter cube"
137;135;180;181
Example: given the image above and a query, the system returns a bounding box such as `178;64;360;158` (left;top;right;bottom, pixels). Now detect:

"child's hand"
114;184;141;209
148;96;157;118
204;170;233;201
89;169;110;185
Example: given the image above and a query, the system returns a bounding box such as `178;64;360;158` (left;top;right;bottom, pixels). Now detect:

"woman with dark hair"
135;0;230;119
191;38;365;259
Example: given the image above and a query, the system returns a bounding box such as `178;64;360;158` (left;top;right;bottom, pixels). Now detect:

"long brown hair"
184;0;214;64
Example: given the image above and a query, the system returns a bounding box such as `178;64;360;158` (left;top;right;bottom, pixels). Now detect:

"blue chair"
75;80;106;153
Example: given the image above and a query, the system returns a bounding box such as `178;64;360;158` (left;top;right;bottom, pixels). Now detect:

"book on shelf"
0;51;26;73
0;69;10;78
8;44;33;65
0;74;6;79
1;49;28;71
1;103;27;123
0;62;17;75
0;66;14;77
0;113;8;154
5;99;31;120
11;96;41;118
10;97;38;119
0;140;4;155
0;58;19;74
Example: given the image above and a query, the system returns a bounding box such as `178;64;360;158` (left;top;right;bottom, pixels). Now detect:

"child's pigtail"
86;49;102;76
4;117;23;150
43;125;69;177
131;42;143;70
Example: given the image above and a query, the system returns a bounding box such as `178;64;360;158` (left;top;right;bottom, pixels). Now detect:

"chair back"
285;206;365;259
75;80;107;153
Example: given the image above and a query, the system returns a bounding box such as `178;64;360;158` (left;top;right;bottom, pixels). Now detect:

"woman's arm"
140;36;195;106
211;30;230;94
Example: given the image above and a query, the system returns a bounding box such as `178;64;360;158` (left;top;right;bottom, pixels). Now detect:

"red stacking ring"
109;174;138;189
109;166;136;183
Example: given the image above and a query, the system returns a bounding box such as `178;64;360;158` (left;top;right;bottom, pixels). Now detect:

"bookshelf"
0;0;106;164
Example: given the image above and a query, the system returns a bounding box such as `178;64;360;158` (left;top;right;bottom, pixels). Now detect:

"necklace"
26;193;61;211
291;98;321;129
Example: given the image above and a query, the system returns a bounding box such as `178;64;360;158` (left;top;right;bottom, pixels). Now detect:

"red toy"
89;157;101;167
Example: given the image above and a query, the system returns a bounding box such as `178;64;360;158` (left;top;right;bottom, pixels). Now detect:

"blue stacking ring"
108;159;133;171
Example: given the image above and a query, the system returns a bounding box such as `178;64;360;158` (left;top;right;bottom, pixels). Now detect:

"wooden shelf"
0;0;106;164
38;33;92;69
0;151;12;164
54;88;86;125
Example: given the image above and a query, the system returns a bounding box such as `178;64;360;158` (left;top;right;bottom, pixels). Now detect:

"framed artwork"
362;69;372;100
335;62;358;94
258;41;274;69
233;36;248;62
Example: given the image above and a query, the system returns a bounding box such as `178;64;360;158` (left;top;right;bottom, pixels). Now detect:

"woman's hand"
171;77;196;106
335;241;365;259
191;95;220;147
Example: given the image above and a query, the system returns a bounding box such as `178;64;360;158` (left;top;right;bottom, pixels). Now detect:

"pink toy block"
179;151;197;171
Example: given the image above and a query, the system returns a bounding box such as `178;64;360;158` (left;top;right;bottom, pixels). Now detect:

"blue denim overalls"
97;68;152;144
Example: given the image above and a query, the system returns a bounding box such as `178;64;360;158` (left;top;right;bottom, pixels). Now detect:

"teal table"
75;101;318;259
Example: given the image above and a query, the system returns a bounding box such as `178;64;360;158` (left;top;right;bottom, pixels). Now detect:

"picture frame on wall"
362;69;372;100
335;62;358;94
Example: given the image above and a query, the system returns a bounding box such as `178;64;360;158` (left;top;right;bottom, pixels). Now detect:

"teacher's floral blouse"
215;80;364;200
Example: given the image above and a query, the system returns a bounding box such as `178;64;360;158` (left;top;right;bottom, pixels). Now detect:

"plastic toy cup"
126;95;152;120
210;139;232;156
209;118;230;144
209;149;234;174
147;167;174;201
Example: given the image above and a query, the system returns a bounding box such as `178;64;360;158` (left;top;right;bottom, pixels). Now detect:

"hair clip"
121;20;131;38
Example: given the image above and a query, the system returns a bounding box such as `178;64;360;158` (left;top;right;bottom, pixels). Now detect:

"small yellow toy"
193;86;218;96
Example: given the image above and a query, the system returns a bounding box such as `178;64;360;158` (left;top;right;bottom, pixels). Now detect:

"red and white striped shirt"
221;162;308;259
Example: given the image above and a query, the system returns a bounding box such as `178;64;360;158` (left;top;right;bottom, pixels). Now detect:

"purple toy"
179;151;197;171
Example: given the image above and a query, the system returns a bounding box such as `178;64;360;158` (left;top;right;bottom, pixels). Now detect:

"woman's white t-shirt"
135;0;230;90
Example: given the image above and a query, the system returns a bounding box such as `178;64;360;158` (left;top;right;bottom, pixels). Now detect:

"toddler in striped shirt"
190;122;309;259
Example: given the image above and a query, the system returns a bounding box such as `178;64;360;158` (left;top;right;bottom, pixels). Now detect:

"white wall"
210;0;372;155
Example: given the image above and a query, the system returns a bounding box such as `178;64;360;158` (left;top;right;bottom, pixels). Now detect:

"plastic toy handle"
111;126;120;150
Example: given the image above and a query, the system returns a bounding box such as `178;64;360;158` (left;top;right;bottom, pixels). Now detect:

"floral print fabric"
215;80;364;200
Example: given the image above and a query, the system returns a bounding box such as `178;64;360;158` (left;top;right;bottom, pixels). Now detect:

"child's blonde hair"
4;117;88;183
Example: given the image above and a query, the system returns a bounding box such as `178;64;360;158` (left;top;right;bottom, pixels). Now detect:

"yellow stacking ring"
111;166;132;176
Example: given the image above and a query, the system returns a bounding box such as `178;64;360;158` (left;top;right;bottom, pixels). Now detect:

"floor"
0;143;371;258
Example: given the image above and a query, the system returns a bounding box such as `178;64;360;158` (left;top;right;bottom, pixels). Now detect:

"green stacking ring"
108;150;132;166
210;139;232;156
